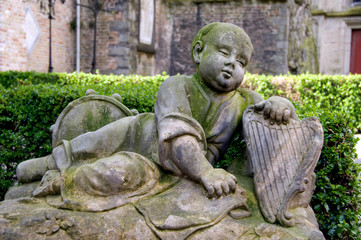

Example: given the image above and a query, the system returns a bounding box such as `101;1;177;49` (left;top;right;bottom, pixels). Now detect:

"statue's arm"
155;76;237;197
239;88;298;124
169;135;237;197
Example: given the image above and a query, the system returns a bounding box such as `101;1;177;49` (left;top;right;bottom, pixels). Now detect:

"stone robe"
46;75;261;211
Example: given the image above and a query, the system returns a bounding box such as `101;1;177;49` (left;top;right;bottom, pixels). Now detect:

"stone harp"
242;106;323;227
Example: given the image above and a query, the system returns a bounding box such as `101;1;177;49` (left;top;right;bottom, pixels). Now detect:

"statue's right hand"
200;168;237;198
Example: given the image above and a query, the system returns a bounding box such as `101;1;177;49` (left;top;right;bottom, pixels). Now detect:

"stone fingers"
263;101;272;119
283;109;291;124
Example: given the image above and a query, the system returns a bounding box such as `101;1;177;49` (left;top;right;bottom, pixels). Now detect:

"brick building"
79;0;317;76
0;0;359;75
0;0;75;72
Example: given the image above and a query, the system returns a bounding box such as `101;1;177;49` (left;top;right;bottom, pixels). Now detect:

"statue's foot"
229;205;251;219
229;186;251;219
32;170;61;197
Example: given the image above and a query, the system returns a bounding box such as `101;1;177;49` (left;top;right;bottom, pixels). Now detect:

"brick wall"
135;0;289;75
0;0;27;71
78;0;131;74
0;0;75;73
0;0;315;76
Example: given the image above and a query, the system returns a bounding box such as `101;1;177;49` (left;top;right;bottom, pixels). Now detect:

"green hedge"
298;106;361;239
242;74;361;131
1;71;360;239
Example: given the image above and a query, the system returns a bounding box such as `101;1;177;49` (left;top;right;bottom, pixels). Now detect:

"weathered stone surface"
117;56;130;68
108;45;130;57
109;21;130;32
0;173;324;240
287;0;318;74
50;93;134;148
0;197;157;240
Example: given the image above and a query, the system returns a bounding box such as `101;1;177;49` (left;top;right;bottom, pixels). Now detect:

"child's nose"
224;55;236;67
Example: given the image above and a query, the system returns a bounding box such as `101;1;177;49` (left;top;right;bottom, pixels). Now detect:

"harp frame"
242;106;323;227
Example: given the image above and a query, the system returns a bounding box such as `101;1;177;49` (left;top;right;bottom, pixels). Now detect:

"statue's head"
192;22;253;93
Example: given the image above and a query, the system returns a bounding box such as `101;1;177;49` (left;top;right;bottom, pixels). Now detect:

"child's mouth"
222;70;232;79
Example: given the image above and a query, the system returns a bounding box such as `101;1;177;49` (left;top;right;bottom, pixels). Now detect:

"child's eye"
237;59;245;66
219;50;229;56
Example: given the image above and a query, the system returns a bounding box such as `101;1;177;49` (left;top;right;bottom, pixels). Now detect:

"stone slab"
0;174;325;240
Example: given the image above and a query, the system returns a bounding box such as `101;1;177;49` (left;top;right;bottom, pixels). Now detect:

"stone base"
0;175;325;240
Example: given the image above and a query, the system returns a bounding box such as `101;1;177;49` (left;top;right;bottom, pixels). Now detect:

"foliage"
1;71;361;240
297;105;361;240
242;73;361;131
216;132;246;169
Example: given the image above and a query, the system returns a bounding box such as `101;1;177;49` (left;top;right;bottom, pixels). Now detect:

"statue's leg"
17;117;133;183
73;152;154;197
16;155;57;183
60;116;134;164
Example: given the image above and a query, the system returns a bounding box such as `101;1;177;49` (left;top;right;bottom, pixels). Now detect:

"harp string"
275;124;292;191
297;125;308;162
291;122;304;170
279;124;296;187
263;123;284;206
251;121;276;218
257;122;280;213
283;124;298;178
269;126;287;200
249;122;266;194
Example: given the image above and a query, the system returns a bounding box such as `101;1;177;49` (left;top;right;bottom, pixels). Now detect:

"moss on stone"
311;6;361;17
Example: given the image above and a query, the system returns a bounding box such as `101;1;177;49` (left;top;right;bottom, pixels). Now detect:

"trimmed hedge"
298;105;361;239
1;71;360;239
242;74;361;131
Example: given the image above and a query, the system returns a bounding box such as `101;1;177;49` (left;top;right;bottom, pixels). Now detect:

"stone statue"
1;22;325;240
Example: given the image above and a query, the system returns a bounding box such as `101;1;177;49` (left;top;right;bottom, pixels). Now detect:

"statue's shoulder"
158;75;192;97
161;75;189;88
236;87;263;106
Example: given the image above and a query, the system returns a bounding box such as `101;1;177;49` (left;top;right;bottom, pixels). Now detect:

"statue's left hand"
254;96;299;125
200;168;237;198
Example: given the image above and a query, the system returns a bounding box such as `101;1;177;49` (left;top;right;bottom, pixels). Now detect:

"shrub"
297;105;361;240
242;73;361;131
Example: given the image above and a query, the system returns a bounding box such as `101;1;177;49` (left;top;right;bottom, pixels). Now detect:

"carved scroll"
242;106;323;227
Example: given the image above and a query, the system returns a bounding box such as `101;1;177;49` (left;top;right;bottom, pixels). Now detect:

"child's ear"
193;41;204;64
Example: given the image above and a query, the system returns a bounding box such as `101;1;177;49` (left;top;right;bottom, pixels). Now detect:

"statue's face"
198;27;252;93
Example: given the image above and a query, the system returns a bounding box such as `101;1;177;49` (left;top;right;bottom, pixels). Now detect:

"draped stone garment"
47;75;260;212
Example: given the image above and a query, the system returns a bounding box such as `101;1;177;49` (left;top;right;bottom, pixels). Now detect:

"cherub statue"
16;22;299;211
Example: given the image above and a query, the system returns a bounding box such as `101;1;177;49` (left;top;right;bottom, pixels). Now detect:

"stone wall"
80;0;315;75
312;0;353;12
137;0;291;75
312;0;361;74
0;0;75;73
78;0;129;74
288;0;318;74
0;0;318;75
